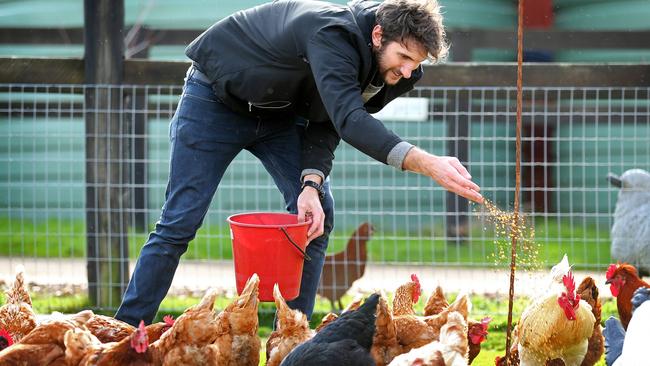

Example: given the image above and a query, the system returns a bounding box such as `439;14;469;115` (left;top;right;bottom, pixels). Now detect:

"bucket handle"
279;227;312;261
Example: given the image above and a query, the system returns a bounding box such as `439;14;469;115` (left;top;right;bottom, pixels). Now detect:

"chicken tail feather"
6;265;32;306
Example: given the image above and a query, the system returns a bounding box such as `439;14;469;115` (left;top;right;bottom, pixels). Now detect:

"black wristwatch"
301;180;325;201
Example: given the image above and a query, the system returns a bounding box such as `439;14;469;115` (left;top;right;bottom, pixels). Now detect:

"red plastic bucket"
227;212;311;302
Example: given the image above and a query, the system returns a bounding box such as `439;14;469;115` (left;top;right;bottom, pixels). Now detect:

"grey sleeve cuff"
387;141;415;170
301;169;326;182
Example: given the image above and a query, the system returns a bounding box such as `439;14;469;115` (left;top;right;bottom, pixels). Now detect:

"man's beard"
373;46;401;86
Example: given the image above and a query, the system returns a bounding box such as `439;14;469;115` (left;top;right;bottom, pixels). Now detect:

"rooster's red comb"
163;315;175;326
410;273;420;284
606;264;618;280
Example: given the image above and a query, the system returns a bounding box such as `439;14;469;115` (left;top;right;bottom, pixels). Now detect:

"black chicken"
280;293;380;366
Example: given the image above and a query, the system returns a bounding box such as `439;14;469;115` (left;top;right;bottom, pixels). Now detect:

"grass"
0;217;612;269
2;290;616;366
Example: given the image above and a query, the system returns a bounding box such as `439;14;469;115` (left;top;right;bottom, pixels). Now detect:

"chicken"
318;222;374;310
0;266;37;343
517;270;596;366
280;293;380;366
85;314;175;343
315;312;339;332
392;274;435;351
0;310;93;365
424;286;449;316
573;276;604;366
150;288;221;364
266;283;314;366
607;169;650;276
467;317;491;364
65;320;153;366
388;311;468;366
422;285;489;364
393;274;422;317
392;275;470;353
208;272;261;366
371;294;401;366
315;295;363;332
605;263;650;330
153;275;261;366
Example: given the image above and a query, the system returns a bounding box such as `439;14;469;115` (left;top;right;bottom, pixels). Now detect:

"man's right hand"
297;174;325;244
402;147;484;204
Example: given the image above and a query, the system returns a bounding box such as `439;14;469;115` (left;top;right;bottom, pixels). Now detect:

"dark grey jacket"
186;0;422;178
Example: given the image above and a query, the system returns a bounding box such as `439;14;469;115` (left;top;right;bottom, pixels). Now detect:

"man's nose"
400;65;412;79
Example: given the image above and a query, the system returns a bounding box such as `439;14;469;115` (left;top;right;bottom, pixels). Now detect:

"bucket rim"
227;212;311;228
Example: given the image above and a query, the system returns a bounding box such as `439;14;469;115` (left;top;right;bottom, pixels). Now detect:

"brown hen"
85;314;175;343
371;294;401;366
209;272;261;366
150;288;221;365
65;320;153;366
606;263;650;330
0;310;93;365
0;266;37;344
318;222;374;310
266;283;314;366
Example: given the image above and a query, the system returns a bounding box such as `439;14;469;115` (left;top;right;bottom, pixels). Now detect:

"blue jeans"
115;68;334;326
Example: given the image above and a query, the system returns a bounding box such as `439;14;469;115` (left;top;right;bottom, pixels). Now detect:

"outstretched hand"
297;186;325;244
403;147;484;204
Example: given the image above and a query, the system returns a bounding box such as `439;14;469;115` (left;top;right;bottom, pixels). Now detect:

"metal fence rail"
1;83;648;312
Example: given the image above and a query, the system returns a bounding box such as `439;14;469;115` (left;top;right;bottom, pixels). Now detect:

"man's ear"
371;25;383;48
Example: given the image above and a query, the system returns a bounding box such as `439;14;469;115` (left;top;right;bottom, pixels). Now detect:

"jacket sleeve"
300;120;340;181
303;26;411;172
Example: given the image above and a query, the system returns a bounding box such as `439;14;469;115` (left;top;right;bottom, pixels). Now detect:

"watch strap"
301;180;325;200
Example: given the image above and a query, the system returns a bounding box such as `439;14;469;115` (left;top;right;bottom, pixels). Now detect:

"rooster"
0;266;37;344
280;293;380;366
517;270;596;366
266;283;314;366
388;311;469;366
605;263;650;330
318;222;374;310
607;169;650;276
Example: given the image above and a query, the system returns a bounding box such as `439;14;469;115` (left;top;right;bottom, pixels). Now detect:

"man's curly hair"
375;0;449;63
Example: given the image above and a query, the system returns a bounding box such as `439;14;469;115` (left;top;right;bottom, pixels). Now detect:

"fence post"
446;89;470;244
84;0;130;309
126;27;151;232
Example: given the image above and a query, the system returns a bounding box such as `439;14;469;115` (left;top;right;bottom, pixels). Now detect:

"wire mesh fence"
0;83;648;313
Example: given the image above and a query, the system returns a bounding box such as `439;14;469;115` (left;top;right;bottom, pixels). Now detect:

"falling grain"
476;198;541;271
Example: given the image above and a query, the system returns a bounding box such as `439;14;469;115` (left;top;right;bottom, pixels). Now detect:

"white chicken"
517;267;596;366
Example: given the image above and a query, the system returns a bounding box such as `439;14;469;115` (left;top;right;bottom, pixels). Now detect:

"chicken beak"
607;173;622;188
605;278;612;284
